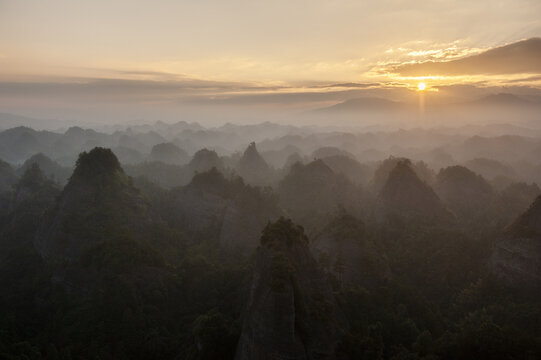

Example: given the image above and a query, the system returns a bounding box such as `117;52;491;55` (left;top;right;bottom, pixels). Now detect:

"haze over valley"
1;1;541;359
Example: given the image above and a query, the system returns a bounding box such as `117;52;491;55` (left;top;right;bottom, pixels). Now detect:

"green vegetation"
0;146;540;359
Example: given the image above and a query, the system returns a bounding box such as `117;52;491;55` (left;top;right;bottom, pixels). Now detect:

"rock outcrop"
235;218;340;360
492;195;541;287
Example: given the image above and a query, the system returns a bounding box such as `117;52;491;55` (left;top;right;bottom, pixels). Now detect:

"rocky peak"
236;142;272;186
235;217;339;359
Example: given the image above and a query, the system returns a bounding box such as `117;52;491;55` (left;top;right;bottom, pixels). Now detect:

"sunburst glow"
417;82;426;91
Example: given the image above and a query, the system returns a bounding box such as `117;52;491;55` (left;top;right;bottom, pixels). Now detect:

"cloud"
390;38;541;76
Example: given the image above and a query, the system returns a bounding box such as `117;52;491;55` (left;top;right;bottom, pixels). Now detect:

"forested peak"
17;163;51;191
190;167;231;189
384;159;417;183
436;165;493;192
260;217;308;248
289;158;334;177
20;153;58;172
71;147;123;180
190;148;219;162
238;141;269;170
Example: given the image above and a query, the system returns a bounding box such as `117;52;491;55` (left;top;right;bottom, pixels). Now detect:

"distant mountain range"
314;93;541;114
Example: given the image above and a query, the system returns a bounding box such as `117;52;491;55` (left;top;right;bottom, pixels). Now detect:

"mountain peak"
71;147;123;180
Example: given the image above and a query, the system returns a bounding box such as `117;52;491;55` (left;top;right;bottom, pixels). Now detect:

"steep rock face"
312;212;390;288
236;218;339;360
492;195;541;286
35;148;150;260
378;160;453;224
236;142;274;186
167;168;281;252
149;142;189;165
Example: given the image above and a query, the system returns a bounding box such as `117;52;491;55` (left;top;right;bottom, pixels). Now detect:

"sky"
1;0;541;125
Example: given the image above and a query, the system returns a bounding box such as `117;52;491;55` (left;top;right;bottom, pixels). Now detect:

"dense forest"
0;123;541;359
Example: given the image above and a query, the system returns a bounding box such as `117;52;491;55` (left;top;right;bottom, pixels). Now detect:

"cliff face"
35;148;150;260
492;195;541;286
235;218;339;360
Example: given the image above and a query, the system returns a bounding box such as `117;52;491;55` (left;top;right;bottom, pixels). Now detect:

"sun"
417;82;426;91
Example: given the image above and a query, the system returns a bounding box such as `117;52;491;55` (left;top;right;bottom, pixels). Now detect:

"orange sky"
1;0;540;123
